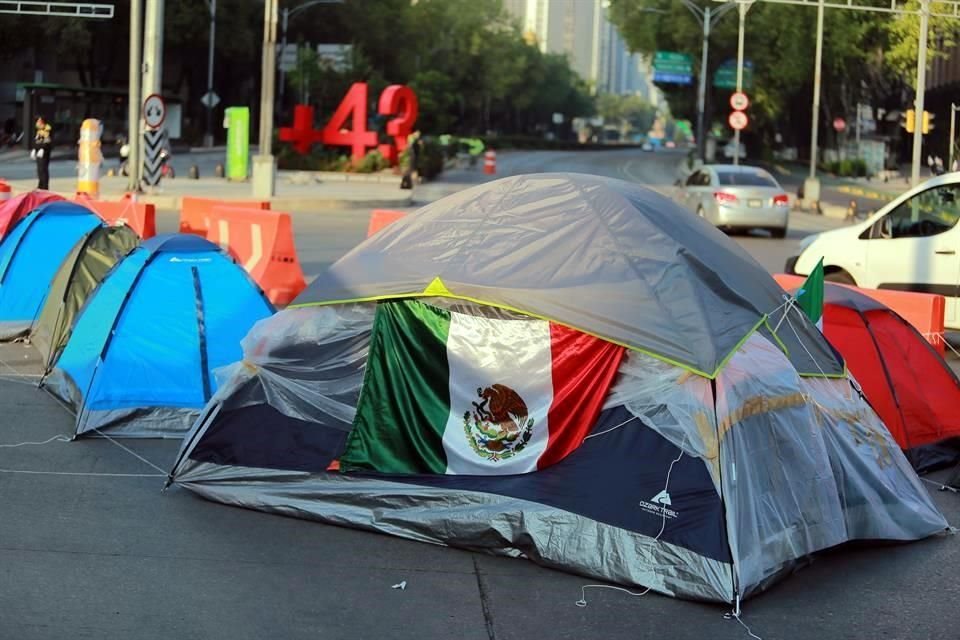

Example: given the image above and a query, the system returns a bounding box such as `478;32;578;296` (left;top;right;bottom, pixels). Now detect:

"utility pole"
141;0;164;187
803;0;825;208
733;1;751;166
142;0;163;106
694;2;737;162
657;2;735;162
855;102;861;151
911;0;930;186
697;7;712;162
127;0;142;191
716;0;960;188
280;7;290;109
950;103;959;172
253;0;279;199
204;0;216;148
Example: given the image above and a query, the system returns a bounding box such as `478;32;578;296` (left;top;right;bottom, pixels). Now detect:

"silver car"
680;164;790;237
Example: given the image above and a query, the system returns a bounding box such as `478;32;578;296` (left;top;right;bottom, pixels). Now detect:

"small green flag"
797;257;825;329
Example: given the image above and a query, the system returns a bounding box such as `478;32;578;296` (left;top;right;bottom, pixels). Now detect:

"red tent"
776;275;960;471
0;191;64;240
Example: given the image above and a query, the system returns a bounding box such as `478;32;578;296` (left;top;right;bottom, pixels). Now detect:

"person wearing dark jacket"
32;116;52;190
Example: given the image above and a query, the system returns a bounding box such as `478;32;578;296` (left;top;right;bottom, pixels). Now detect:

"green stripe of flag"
798;257;825;327
341;300;451;474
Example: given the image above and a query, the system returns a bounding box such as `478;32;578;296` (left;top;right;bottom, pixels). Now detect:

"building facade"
506;0;660;101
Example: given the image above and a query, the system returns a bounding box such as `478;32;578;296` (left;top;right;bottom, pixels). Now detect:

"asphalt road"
1;148;957;640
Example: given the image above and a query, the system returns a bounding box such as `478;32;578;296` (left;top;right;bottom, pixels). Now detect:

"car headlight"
798;232;820;252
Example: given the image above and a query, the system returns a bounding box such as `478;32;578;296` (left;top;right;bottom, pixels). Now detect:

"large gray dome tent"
170;174;947;604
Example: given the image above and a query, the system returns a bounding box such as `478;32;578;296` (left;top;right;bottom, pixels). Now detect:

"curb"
293;171;401;184
124;193;414;211
835;184;897;203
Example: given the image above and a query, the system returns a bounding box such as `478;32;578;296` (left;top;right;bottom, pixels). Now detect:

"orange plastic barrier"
208;206;306;306
774;273;946;354
366;209;407;237
76;193;156;239
180;197;270;237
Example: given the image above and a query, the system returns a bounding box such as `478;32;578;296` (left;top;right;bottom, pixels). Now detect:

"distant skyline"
504;0;662;105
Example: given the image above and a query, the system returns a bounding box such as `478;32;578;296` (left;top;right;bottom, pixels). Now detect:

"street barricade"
774;273;947;354
76;193;156;239
208;206;306;306
366;209;407;237
180;197;270;237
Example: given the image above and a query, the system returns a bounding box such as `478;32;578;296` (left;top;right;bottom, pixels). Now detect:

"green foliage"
284;0;593;138
287;45;328;105
276;144;349;171
355;149;390;173
417;139;446;180
884;3;960;85
608;0;958;154
822;158;868;177
597;94;658;137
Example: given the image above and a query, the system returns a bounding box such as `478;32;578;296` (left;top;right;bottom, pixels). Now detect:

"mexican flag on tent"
797;257;825;330
341;300;625;475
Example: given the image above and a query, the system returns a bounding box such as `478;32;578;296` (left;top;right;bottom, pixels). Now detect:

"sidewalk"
4;171;414;211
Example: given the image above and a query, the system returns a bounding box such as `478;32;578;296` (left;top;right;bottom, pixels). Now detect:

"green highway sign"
714;60;753;89
654;51;693;84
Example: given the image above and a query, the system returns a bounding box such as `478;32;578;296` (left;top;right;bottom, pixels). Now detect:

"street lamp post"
204;0;216;148
949;103;960;172
127;0;142;191
252;0;279;198
911;0;930;186
278;0;344;110
671;1;736;162
732;0;752;166
803;0;825;208
631;3;735;160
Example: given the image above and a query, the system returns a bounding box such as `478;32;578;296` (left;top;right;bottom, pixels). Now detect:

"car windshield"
716;171;778;187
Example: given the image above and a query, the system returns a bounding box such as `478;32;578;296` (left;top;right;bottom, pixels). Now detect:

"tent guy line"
577;436;688;605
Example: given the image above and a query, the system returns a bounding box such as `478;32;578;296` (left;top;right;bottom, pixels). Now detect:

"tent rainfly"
169;174;948;603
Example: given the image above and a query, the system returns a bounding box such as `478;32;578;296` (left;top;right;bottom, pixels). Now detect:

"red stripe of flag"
539;325;625;469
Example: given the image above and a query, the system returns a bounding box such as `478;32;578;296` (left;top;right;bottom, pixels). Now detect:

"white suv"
786;174;960;328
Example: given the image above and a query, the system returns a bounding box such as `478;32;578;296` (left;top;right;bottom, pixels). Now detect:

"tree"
597;94;656;137
608;0;958;158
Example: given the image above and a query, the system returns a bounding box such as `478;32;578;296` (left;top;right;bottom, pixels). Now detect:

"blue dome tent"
44;234;275;438
0;201;103;340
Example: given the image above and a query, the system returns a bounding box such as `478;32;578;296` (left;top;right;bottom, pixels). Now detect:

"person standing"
31;116;52;190
400;130;422;190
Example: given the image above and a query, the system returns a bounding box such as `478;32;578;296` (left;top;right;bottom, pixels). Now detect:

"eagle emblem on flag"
463;384;535;461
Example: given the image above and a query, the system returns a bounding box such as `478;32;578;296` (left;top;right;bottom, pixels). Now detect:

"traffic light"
922;110;935;134
903;109;916;133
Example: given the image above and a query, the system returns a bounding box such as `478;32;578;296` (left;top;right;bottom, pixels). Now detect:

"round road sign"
143;93;166;129
730;91;749;111
833;117;846;132
728;110;748;131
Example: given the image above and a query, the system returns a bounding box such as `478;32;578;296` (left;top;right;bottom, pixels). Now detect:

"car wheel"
824;269;856;285
770;227;787;239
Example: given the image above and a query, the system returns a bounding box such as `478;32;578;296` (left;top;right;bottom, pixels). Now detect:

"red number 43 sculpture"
279;82;419;165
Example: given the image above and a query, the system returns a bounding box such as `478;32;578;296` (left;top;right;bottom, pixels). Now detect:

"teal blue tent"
45;234;275;438
0;201;101;340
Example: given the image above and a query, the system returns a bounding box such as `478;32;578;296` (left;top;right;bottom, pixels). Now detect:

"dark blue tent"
0;201;102;340
45;234;275;438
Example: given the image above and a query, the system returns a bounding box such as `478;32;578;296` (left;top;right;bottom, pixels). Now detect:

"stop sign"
728;111;748;131
833;117;846;132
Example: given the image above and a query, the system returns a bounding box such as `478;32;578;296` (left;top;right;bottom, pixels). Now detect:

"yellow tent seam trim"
290;295;839;380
